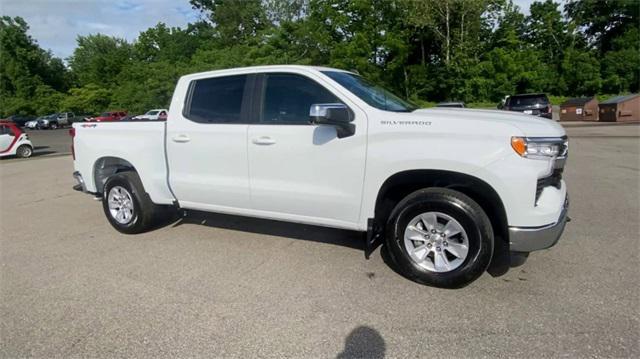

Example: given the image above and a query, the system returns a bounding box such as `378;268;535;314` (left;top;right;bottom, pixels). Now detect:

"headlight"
511;137;568;159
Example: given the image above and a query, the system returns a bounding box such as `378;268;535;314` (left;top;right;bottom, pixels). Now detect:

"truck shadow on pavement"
337;326;386;359
171;210;365;250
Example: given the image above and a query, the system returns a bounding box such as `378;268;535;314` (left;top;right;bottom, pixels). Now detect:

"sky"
1;0;541;60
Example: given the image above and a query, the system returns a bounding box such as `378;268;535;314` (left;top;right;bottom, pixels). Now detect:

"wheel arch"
93;156;138;194
373;169;509;244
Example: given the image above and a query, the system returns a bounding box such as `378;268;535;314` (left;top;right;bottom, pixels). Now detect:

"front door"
166;74;252;211
247;73;367;228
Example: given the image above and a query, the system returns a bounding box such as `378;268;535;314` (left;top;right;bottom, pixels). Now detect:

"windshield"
99;112;110;117
322;71;417;112
146;111;160;115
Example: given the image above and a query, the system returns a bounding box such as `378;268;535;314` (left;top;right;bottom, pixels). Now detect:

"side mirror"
309;103;355;138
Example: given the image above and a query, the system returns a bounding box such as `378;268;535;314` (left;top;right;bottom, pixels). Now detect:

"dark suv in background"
500;93;552;119
5;114;36;127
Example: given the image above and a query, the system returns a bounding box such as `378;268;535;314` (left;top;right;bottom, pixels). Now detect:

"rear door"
246;72;367;227
166;74;253;211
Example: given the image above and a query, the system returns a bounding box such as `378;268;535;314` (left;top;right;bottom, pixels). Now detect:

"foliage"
1;0;638;117
60;85;112;115
0;16;70;115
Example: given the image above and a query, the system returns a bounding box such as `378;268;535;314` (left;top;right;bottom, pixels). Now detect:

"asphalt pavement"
0;123;638;357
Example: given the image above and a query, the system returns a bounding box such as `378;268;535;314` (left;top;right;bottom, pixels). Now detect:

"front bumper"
509;195;569;252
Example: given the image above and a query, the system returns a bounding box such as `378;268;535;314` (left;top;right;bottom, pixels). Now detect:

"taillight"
69;128;76;160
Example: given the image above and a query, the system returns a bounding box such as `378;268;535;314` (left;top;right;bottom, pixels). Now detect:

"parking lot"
1;123;638;357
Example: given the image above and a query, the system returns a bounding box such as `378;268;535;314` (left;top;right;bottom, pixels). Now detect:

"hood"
410;108;565;137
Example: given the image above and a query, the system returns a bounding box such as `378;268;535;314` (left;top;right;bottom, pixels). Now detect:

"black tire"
16;145;32;158
102;172;159;234
385;188;493;288
50;122;58;130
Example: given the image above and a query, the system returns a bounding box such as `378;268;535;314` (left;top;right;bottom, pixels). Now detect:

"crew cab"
71;65;569;288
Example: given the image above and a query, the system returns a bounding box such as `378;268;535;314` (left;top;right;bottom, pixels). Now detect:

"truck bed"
72;121;175;205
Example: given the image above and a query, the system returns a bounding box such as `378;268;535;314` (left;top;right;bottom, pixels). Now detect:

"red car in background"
93;111;128;122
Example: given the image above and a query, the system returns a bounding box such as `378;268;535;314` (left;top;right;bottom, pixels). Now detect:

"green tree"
190;0;269;46
68;34;132;87
0;16;68;116
560;48;601;95
134;22;208;63
110;61;187;113
526;1;567;64
60;84;112;115
565;0;639;54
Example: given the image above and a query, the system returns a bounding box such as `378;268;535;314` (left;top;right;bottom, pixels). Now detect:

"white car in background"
133;109;168;121
24;119;40;129
24;116;46;130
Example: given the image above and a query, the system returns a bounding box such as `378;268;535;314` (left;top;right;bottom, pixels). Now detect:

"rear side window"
186;75;247;124
260;73;341;124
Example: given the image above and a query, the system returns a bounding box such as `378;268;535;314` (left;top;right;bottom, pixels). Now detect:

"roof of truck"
182;65;354;81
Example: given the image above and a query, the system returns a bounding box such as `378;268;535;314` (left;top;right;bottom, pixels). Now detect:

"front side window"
260;73;342;124
186;75;247;124
322;71;417;112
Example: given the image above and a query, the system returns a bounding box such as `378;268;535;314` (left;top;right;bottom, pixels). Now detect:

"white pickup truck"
71;65;569;288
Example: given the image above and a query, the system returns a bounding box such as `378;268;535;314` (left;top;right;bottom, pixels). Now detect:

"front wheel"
386;188;494;288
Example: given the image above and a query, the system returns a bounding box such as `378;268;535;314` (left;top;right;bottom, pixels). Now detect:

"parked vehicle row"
4;108;167;129
22;112;83;130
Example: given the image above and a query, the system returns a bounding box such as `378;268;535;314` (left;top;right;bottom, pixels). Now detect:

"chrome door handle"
172;134;190;143
252;136;276;145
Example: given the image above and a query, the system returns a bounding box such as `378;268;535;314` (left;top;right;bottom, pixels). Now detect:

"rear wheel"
102;172;162;234
386;188;494;288
16;145;32;158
